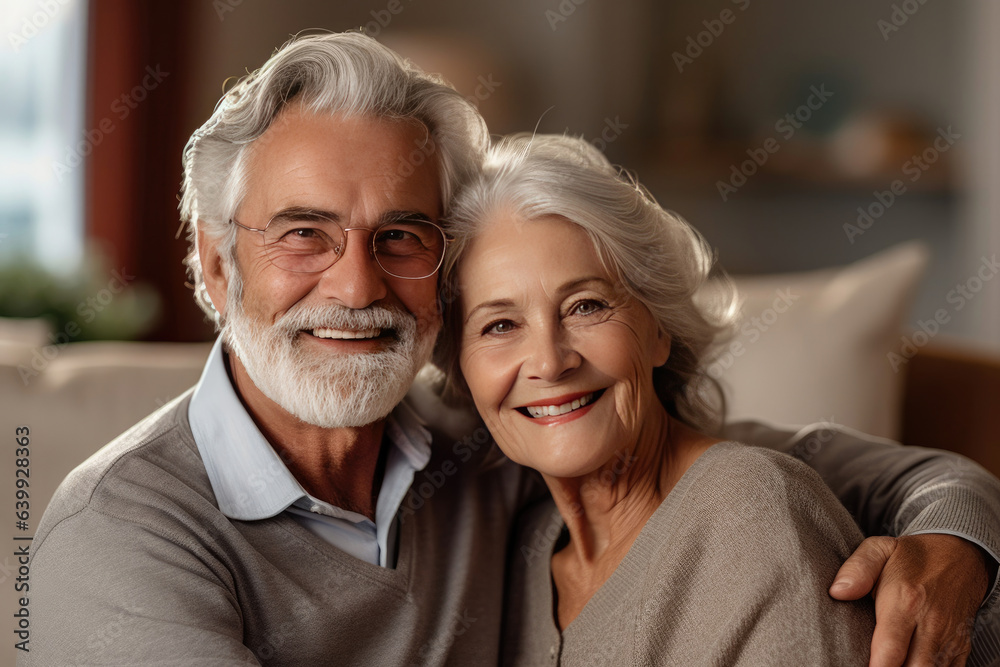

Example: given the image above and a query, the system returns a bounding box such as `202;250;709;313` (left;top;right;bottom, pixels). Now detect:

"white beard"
221;291;437;428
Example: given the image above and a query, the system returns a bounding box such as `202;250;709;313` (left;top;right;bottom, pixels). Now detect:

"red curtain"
85;0;212;341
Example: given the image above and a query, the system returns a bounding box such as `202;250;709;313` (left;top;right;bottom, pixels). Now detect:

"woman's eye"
570;299;606;316
483;320;516;335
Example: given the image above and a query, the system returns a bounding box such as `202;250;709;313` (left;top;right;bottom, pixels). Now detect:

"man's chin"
279;378;413;429
255;349;422;429
223;308;435;430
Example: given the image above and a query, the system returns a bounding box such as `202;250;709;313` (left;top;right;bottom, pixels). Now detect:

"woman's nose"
523;327;582;382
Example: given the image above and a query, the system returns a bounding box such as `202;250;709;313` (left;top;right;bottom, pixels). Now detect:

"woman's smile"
516;389;604;419
457;215;670;478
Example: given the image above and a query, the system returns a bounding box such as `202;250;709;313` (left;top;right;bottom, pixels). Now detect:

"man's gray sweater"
23;392;536;666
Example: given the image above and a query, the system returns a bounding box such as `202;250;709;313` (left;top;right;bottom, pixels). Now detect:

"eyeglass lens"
261;213;445;278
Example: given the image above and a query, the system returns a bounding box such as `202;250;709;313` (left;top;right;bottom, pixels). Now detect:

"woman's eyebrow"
557;276;613;295
462;277;613;325
464;299;515;326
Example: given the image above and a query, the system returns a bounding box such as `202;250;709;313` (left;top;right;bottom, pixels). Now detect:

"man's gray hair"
179;31;489;322
436;133;739;433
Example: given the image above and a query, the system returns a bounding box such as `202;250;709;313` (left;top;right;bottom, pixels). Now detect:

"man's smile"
301;326;399;349
310;326;385;340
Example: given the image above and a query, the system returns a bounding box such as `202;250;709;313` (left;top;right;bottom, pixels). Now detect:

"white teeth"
311;327;382;340
525;392;594;418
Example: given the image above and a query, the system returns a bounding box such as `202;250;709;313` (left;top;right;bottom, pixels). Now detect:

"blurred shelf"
638;139;961;199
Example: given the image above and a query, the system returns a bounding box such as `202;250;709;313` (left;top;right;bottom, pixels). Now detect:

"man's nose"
523;326;582;382
315;230;389;308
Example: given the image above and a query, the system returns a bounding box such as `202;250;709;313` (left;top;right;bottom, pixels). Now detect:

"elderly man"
25;32;1000;666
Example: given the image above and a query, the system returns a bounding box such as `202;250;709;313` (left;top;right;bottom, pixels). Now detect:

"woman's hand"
829;534;994;666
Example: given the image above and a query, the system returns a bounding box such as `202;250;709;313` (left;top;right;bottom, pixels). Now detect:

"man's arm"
23;507;260;666
723;419;1000;666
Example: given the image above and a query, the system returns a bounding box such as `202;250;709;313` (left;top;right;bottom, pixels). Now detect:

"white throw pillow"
714;241;929;440
0;317;51;346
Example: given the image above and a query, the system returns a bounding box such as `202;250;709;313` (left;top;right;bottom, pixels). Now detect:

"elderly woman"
435;133;875;665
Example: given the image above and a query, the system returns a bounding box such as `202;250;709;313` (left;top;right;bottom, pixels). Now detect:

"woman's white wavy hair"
436;133;740;433
179;31;489;324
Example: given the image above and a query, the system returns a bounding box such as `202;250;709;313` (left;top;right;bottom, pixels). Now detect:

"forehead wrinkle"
244;112;441;223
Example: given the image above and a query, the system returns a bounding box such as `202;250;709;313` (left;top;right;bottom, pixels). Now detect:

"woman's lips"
516;388;607;419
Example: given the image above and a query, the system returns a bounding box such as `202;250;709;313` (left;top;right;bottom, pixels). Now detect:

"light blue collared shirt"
188;338;432;568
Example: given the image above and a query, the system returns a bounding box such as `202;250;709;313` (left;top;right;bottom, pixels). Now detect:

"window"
0;0;87;270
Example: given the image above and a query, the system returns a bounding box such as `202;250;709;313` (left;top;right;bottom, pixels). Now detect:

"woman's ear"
653;328;671;368
198;225;230;318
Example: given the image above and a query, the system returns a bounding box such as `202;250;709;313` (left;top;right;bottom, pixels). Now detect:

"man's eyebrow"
378;210;434;224
267;208;434;225
269;206;341;223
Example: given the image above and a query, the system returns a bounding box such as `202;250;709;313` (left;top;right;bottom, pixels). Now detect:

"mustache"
272;303;416;337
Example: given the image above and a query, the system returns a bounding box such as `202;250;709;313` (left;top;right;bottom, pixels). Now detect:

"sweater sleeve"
21;506;260;666
722;419;1000;612
634;446;876;667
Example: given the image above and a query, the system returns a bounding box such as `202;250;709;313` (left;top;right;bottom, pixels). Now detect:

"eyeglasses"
231;211;450;280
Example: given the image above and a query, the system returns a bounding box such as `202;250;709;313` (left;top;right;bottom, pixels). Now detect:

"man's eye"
483;320;516;335
270;225;329;241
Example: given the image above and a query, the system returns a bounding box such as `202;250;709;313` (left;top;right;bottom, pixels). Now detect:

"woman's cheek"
487;425;532;467
462;346;513;409
459;343;490;393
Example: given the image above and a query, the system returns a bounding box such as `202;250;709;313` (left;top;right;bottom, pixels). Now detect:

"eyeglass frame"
229;212;453;280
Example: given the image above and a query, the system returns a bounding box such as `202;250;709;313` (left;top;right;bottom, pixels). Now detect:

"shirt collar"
188;337;432;521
